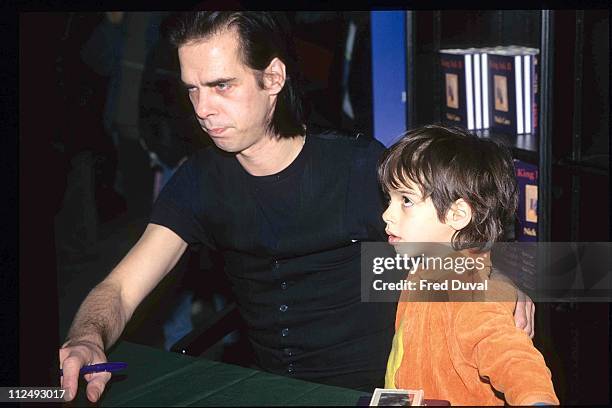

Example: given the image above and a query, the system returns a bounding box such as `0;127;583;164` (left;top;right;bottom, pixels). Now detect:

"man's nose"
194;89;216;119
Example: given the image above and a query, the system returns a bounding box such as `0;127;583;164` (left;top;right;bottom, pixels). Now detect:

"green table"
73;341;365;406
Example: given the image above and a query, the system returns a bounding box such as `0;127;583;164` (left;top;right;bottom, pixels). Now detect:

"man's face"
382;180;455;246
178;28;275;155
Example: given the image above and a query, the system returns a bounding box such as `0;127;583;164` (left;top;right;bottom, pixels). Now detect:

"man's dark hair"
378;125;518;250
163;11;305;138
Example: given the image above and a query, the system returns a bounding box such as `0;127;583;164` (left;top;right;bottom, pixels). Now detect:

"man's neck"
236;133;306;176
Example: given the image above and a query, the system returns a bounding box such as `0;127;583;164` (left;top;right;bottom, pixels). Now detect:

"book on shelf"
439;48;490;131
488;46;539;136
439;46;540;137
514;158;539;241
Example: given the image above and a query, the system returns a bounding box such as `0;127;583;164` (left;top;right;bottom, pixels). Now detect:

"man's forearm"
65;280;128;350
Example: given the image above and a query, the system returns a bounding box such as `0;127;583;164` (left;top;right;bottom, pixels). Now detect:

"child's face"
382;180;456;245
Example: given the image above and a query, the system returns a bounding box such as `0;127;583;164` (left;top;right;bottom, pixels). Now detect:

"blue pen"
59;362;128;376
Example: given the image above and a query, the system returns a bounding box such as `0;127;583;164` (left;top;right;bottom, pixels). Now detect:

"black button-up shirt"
151;129;397;389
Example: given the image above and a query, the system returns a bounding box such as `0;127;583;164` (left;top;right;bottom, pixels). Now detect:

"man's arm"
59;223;188;402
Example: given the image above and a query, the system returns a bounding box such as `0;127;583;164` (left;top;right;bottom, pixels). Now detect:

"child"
378;125;559;405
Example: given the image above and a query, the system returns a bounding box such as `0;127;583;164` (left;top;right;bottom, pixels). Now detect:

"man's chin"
210;138;240;153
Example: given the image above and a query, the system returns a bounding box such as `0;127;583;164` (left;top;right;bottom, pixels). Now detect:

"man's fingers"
85;373;111;403
59;340;109;401
60;354;88;401
514;292;528;330
521;292;535;338
514;289;537;338
59;348;69;366
523;316;532;338
514;312;528;329
529;300;536;338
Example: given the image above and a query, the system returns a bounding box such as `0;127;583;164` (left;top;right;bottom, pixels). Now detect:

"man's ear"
445;198;472;231
263;57;286;95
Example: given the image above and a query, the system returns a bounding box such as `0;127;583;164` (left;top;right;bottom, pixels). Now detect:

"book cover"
440;48;490;131
514;159;539;241
440;50;469;129
488;47;539;135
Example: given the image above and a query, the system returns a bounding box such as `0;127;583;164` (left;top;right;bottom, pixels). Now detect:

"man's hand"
514;289;535;338
59;339;111;402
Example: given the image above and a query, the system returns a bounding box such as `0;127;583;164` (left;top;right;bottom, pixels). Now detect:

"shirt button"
281;328;289;337
287;364;295;374
283;348;293;356
272;260;280;269
279;304;288;312
280;282;288;290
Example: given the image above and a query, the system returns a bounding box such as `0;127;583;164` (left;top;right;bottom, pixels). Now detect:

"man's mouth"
206;127;227;136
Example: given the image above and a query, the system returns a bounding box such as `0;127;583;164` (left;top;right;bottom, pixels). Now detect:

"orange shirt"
384;251;559;406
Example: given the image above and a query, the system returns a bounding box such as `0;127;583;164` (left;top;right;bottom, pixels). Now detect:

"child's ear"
263;57;286;95
445;198;472;231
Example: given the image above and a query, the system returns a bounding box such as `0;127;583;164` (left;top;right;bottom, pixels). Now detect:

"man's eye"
216;83;231;91
402;196;414;207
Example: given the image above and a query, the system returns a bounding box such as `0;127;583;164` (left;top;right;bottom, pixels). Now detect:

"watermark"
0;387;66;402
361;242;612;302
372;253;487;275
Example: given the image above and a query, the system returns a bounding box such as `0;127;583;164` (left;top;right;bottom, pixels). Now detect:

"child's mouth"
387;233;402;243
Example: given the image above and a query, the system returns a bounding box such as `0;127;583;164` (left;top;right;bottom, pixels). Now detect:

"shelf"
409;10;544;167
473;129;539;164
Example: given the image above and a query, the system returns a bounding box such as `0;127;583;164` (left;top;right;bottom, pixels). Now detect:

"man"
59;11;535;403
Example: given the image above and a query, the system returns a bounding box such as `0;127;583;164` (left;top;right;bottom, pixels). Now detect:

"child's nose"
382;206;393;224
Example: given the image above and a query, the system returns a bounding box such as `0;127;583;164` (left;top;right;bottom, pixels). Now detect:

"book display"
407;10;609;405
439;46;539;136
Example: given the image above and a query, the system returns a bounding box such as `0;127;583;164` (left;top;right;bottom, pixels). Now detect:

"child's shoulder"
450;296;518;337
453;298;516;318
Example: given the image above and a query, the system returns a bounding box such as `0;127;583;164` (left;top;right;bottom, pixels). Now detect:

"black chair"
169;300;242;356
168;247;255;367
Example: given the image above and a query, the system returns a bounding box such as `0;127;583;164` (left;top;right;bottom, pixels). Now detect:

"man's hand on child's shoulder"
514;290;535;338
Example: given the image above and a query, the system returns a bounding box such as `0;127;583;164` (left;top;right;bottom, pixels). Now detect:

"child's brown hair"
378;125;518;250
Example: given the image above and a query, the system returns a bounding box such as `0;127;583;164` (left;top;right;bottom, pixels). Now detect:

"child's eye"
402;196;414;208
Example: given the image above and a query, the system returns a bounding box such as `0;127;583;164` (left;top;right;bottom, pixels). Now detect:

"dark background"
15;9;611;405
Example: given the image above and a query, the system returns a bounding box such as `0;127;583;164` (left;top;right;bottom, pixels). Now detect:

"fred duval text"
372;279;488;291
